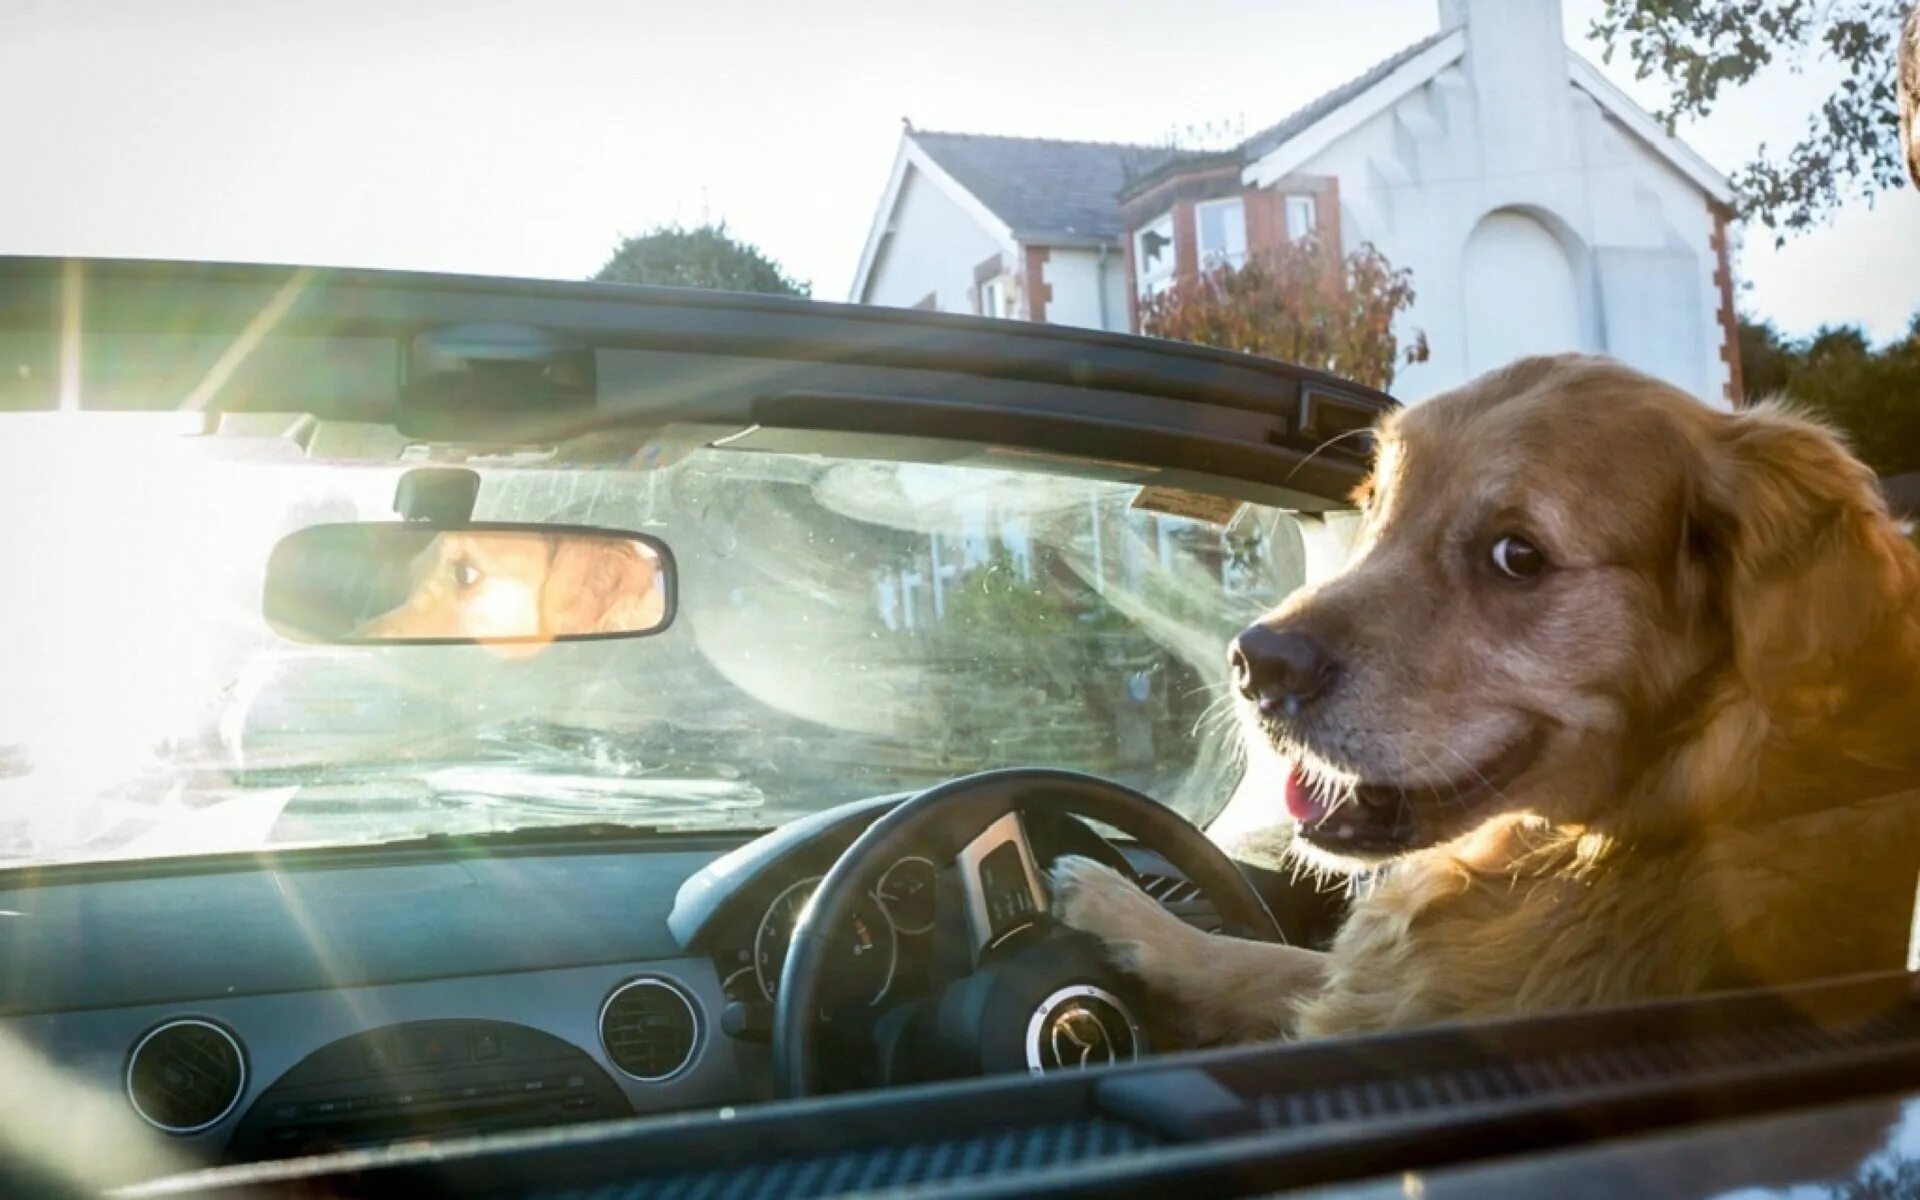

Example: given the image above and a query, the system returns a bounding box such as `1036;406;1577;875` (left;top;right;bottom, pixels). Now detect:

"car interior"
1;259;1917;1200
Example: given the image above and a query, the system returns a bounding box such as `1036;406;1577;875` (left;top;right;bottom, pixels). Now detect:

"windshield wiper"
362;821;763;853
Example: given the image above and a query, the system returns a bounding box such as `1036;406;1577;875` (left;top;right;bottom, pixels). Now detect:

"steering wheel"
772;768;1282;1098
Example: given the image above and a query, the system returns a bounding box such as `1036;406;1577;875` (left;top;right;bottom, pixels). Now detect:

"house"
849;0;1741;408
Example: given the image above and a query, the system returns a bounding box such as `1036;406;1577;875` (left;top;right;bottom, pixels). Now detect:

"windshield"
0;418;1308;867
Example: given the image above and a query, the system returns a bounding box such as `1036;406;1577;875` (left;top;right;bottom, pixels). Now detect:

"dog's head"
356;531;662;653
1237;354;1915;870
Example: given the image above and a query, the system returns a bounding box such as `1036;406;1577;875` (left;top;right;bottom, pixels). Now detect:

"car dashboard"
0;797;1215;1174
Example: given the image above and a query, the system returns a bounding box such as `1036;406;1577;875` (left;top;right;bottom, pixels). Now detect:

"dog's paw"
1048;855;1194;977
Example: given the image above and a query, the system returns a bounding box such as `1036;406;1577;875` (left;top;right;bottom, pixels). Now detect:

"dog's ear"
542;539;661;635
1692;403;1914;732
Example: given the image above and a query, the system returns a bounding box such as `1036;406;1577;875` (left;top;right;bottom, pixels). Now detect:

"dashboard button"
471;1031;502;1061
397;1028;466;1068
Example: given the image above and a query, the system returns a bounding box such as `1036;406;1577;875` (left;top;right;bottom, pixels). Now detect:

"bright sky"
5;0;1917;341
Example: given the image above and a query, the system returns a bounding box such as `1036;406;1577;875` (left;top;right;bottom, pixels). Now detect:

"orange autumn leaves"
1140;234;1429;392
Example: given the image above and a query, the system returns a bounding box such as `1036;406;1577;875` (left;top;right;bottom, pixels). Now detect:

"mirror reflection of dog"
355;532;664;646
1057;355;1920;1044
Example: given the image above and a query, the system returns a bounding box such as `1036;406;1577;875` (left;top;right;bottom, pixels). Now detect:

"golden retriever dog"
1055;354;1920;1044
356;531;664;649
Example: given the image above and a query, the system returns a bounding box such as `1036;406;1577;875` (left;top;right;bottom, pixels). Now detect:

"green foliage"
938;552;1077;636
1739;312;1920;473
1138;235;1428;391
592;222;810;297
1590;0;1908;243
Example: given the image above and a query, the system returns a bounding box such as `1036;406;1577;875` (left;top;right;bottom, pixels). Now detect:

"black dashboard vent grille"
1137;872;1221;932
1242;1002;1920;1131
540;1116;1156;1200
126;1019;246;1134
599;977;700;1082
1094;981;1920;1148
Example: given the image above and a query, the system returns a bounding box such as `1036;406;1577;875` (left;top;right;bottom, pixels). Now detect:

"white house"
849;0;1743;408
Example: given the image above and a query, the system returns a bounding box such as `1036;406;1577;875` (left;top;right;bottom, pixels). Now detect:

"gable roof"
908;131;1195;242
850;26;1732;301
1565;52;1735;207
1241;30;1452;164
1239;28;1468;189
852;29;1480;292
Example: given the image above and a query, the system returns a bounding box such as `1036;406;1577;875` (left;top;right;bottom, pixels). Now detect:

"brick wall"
1709;203;1743;407
1246;175;1341;256
1023;245;1053;323
1118;166;1345;333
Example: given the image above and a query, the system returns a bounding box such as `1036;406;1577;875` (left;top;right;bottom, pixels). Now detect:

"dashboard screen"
977;841;1037;940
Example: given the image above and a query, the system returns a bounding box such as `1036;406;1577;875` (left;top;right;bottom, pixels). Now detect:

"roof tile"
907;31;1449;242
911;131;1196;241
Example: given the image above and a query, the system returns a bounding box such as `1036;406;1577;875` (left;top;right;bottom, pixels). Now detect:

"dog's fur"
1056;354;1920;1043
356;531;663;648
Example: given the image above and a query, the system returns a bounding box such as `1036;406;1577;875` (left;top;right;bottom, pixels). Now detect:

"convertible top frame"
0;257;1391;512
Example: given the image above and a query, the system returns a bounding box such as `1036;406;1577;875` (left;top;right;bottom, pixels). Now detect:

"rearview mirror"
266;524;675;646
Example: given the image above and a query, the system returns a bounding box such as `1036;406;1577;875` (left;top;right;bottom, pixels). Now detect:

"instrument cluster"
719;855;941;1009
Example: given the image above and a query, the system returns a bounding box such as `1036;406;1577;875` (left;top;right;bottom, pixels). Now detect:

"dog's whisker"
1283;424;1377;484
1411;745;1452;814
1438;742;1510;807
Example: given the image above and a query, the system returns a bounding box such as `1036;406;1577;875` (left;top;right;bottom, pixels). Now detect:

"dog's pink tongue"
1284;764;1328;825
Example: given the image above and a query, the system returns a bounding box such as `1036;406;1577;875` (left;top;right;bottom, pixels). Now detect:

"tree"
1738;311;1920;473
592;222;809;297
1139;235;1428;391
1590;1;1909;243
1903;1;1920;187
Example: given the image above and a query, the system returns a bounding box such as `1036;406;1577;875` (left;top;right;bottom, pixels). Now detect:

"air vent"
1138;872;1221;933
600;977;701;1082
125;1019;246;1134
1137;873;1200;905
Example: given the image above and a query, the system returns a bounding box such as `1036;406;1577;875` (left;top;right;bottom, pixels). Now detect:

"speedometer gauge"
754;876;897;1007
876;856;938;935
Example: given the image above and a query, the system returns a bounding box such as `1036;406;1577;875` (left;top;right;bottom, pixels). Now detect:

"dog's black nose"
1230;626;1337;714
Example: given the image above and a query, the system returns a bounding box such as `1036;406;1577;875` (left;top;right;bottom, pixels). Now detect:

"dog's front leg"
1049;855;1326;1045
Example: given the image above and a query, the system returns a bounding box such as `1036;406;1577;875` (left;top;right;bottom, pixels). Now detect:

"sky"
4;0;1917;342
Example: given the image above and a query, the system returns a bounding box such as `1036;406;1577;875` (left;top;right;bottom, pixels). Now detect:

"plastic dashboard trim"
0;956;756;1162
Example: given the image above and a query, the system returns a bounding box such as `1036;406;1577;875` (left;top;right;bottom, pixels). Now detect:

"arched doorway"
1462;210;1587;374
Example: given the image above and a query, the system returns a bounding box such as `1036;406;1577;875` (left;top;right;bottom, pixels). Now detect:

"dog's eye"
1489;535;1545;581
452;561;481;589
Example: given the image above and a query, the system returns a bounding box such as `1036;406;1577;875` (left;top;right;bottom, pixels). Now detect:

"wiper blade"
364;821;728;852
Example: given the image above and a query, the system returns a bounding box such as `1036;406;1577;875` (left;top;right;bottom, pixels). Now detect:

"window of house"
978;276;1009;318
1134;213;1176;299
1285;194;1318;241
1196;198;1247;269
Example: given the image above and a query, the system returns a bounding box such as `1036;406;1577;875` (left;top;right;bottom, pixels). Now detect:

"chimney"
1439;0;1576;177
